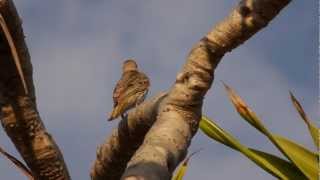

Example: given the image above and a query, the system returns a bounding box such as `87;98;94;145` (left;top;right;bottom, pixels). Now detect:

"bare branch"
121;0;291;179
0;0;292;179
0;0;70;179
91;93;167;180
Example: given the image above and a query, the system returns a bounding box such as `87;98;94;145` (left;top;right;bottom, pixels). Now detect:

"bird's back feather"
108;70;149;121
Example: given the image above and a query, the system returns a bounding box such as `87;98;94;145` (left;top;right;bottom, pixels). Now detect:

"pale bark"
0;0;70;179
121;0;291;179
0;0;292;179
91;93;166;180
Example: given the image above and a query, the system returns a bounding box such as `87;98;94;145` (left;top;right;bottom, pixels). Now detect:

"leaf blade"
290;91;319;149
200;116;307;179
172;149;202;180
222;83;318;179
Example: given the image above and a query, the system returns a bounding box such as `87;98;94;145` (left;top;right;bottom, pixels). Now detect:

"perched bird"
108;59;150;121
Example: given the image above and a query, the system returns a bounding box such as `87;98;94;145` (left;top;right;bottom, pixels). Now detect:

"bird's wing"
115;71;150;106
112;71;138;107
109;71;150;120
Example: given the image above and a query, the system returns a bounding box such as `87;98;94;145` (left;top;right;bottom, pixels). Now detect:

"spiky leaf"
172;149;202;180
290;91;319;149
223;83;318;179
200;116;307;179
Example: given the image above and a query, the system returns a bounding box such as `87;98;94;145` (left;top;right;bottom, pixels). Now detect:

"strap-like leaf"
0;146;34;180
0;13;28;95
290;91;319;149
200;116;307;179
222;83;318;179
172;149;203;180
222;82;268;134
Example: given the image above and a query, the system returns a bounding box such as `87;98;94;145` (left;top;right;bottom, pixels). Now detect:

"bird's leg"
121;113;128;121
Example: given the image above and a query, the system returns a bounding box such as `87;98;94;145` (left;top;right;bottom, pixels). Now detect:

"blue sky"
0;0;317;179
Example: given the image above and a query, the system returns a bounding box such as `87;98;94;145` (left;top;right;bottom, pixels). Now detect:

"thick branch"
0;0;70;179
121;0;291;179
91;93;166;180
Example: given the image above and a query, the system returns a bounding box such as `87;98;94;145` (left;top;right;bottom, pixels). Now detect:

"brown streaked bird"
108;59;150;121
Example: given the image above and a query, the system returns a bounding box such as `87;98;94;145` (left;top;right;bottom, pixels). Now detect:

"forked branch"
121;0;291;179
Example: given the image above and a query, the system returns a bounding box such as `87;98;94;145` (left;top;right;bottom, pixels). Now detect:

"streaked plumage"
108;59;149;121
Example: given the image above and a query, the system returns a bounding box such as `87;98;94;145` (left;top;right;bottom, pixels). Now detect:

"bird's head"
123;59;138;72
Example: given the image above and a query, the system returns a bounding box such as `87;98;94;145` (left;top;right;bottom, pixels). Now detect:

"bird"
108;59;150;121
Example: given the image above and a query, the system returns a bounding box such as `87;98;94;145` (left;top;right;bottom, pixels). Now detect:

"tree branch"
121;0;291;179
91;93;167;180
0;0;291;179
0;0;70;179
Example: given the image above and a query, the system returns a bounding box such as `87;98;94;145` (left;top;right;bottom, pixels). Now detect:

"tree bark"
91;93;166;180
0;0;292;179
121;0;291;179
0;0;70;179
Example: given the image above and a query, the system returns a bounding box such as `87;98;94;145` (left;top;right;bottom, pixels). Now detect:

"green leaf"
222;82;268;134
172;149;202;180
272;135;319;179
172;160;188;180
222;83;318;179
247;148;307;180
200;117;307;179
290;91;319;149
